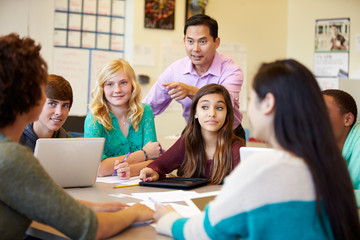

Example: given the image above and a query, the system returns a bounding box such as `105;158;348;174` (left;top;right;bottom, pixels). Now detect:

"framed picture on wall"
144;0;175;30
185;0;207;21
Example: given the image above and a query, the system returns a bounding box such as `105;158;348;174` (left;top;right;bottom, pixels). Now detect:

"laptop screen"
34;138;105;188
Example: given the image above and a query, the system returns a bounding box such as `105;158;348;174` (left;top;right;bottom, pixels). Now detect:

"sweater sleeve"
0;141;97;239
147;136;185;178
342;121;360;189
141;104;157;144
142;67;173;116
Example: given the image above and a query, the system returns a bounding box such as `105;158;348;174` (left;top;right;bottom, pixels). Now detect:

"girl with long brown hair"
140;84;245;184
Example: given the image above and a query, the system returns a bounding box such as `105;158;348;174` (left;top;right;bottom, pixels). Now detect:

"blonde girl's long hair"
89;58;144;131
178;84;238;184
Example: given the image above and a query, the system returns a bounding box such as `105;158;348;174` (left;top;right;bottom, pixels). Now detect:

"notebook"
240;146;274;160
34;138;105;188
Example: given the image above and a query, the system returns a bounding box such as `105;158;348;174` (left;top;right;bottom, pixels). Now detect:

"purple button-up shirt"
143;52;243;128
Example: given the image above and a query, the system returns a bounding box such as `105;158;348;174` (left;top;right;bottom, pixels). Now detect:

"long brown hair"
178;84;240;184
253;59;360;239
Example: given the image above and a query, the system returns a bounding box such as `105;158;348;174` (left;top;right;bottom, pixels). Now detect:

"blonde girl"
85;58;161;177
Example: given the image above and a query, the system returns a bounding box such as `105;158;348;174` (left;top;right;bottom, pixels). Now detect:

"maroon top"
148;136;243;179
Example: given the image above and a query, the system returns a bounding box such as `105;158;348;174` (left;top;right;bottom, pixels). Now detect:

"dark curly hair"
0;33;48;128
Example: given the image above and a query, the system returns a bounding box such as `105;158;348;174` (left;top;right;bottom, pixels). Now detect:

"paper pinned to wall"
53;48;89;115
52;48;123;115
356;34;360;53
218;43;247;111
132;44;155;66
316;77;339;90
89;50;124;100
55;0;68;11
160;38;185;71
83;0;96;14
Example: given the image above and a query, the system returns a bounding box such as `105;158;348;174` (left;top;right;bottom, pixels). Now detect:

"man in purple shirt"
143;14;245;139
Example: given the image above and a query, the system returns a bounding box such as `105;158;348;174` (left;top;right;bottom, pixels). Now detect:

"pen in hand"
112;152;131;176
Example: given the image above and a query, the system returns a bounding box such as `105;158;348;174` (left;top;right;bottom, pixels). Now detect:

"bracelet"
141;148;148;160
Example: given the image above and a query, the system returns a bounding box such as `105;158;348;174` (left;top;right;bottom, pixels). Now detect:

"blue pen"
112;152;131;176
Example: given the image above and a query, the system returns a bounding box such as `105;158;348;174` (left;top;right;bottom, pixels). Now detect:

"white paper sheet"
96;176;141;185
130;190;201;203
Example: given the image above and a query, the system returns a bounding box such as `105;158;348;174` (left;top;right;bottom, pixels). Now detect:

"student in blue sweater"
154;59;360;239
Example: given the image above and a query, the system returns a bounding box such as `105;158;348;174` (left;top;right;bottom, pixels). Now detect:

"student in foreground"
154;60;360;239
0;33;153;239
139;84;245;184
19;74;73;152
84;58;162;177
322;89;360;189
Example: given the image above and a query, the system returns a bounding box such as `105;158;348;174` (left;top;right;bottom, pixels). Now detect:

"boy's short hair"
46;74;73;109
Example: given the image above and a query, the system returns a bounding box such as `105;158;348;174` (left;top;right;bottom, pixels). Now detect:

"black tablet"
139;177;208;189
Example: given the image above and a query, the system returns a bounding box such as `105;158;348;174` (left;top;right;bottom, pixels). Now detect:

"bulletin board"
52;0;126;115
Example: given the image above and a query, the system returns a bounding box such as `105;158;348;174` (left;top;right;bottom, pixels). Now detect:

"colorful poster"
145;0;175;29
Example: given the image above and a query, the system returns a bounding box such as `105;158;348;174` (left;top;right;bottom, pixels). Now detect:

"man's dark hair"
184;14;218;41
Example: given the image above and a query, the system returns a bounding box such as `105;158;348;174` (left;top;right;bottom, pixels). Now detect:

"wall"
287;0;360;77
0;0;54;71
1;0;358;138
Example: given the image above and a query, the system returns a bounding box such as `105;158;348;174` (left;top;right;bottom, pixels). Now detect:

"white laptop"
240;147;274;161
34;138;105;188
